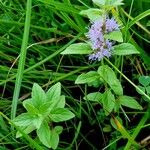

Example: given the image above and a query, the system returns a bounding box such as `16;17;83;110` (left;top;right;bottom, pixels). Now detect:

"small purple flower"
87;17;119;61
106;40;112;49
106;18;119;32
89;49;111;61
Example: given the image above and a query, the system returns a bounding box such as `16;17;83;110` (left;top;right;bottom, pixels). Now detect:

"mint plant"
61;0;142;118
13;82;75;149
61;0;139;57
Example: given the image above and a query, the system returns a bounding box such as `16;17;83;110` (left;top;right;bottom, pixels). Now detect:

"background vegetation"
0;0;150;149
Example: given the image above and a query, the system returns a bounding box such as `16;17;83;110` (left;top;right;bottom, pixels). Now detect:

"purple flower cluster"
87;18;119;61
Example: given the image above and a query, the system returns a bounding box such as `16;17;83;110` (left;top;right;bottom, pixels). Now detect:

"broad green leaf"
61;43;92;55
39;102;52;115
139;76;150;86
136;86;145;95
75;71;100;84
23;99;39;114
55;95;65;109
104;31;123;42
13;113;36;127
13;113;43;129
92;0;123;7
50;128;59;150
113;43;140;56
80;8;103;21
102;89;115;116
146;86;150;94
98;65;123;95
54;126;63;135
50;108;75;122
32;83;47;108
83;92;102;102
103;124;112;132
105;0;124;6
119;96;143;110
37;122;51;148
42;95;65;113
32;115;43;129
46;82;61;102
92;0;105;6
16;125;35;138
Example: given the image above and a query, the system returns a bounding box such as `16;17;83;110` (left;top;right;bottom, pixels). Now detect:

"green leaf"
104;31;123;42
119;96;143;110
105;0;124;6
54;126;63;135
37;122;51;148
83;92;102;102
50;108;75;122
98;65;123;95
43;95;66;113
38;102;52;115
13;113;36;127
16;125;35;138
46;82;61;102
92;0;105;6
146;86;150;94
102;89;115;116
50;128;59;150
75;71;100;84
139;76;150;86
32;83;47;108
103;124;112;132
113;43;140;56
13;113;43;129
80;8;103;21
92;0;123;7
136;85;145;95
61;43;92;55
23;99;39;114
55;95;66;109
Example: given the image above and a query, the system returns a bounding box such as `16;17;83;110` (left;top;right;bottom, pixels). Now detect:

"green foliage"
104;31;123;42
80;8;103;21
136;76;150;102
119;96;143;110
61;43;92;54
102;89;115;115
1;0;150;149
13;83;75;149
83;92;102;102
75;71;100;84
98;65;123;95
139;76;150;87
113;43;140;56
92;0;124;7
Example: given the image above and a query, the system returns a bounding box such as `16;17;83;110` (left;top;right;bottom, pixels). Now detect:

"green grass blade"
124;107;150;149
11;0;32;120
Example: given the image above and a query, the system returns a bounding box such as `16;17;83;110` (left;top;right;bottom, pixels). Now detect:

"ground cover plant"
0;0;150;149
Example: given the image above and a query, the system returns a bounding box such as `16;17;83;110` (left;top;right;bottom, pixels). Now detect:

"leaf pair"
61;42;139;56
